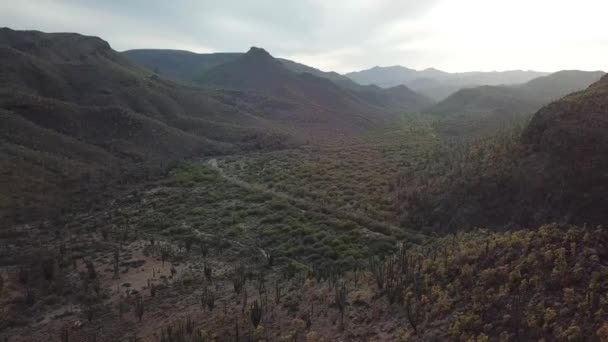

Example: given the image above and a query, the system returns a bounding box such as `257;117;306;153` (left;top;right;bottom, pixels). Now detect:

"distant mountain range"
428;70;605;117
345;66;550;100
3;27;607;225
426;70;605;139
124;48;434;117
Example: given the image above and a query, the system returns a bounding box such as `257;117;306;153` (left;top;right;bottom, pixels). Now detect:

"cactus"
242;287;248;314
150;282;157;297
86;303;94;322
274;280;281;304
334;281;347;329
204;263;212;281
113;248;120;279
250;300;262;329
234;321;240;342
257;272;266;296
200;240;209;258
135;295;144;322
368;256;385;290
60;326;69;342
85;260;97;280
201;287;215;311
232;264;246;295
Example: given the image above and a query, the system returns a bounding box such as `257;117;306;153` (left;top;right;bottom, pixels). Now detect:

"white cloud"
1;0;606;72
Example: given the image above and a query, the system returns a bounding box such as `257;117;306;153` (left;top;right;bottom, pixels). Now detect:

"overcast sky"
2;0;607;73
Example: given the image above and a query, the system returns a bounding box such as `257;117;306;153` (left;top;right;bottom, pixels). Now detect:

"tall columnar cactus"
201;286;215;311
135;295;144;322
250;300;263;329
334;281;347;329
368;256;385;290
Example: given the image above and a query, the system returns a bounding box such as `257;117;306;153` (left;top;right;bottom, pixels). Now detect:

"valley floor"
3;122;608;341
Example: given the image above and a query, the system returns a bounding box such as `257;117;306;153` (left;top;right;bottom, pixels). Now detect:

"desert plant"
242;287;248;314
86;303;94;322
24;286;35;306
60;326;69;342
204;263;212;281
250;300;263;329
85;260;97;280
199;241;209;258
334;281;347;329
274;280;282;304
113;248;120;279
368;256;385;291
18;266;29;285
201;287;215;311
232;265;246;295
41;257;55;281
135;295;144;322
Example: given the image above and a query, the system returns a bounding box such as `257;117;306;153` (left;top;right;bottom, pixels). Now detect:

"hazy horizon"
2;0;607;74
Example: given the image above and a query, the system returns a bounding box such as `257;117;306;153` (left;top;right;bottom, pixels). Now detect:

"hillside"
427;85;537;116
519;70;606;100
396;74;608;230
429;70;605;116
122;49;241;81
426;70;604;139
346;66;548;100
0;28;289;223
198;47;431;134
123;49;353;85
124;48;433;115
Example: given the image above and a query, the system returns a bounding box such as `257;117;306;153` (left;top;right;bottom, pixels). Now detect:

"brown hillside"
0;28;288;223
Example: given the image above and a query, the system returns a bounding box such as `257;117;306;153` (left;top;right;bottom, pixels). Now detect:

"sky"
2;0;607;73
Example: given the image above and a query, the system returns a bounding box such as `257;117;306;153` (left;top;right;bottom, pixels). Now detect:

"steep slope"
123;48;433;114
197;47;430;135
427;85;537;116
520;75;608;225
427;71;604;139
519;70;605;100
427;71;605;117
276;58;354;84
122;49;352;84
0;28;287;223
396;75;608;230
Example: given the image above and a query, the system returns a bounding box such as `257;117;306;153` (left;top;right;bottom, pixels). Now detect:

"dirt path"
206;158;399;239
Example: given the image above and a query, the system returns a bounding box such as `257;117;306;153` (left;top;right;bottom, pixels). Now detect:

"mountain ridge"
0;28;290;223
346;65;550;100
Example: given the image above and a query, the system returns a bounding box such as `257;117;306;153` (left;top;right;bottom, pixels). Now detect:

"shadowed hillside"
198;47;431;135
124;48;434;118
396;74;608;230
429;70;605;117
0;28;289;223
427;70;604;139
